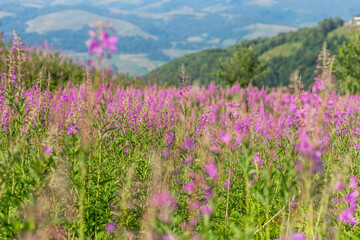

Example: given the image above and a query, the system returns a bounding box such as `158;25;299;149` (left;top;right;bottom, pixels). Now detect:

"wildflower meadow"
0;26;360;240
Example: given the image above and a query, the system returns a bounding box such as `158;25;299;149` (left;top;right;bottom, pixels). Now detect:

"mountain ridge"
1;0;360;75
145;18;358;88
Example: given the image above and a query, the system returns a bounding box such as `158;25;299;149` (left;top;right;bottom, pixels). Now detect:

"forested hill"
145;18;359;88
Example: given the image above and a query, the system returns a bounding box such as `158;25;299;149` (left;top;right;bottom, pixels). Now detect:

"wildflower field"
1;31;360;240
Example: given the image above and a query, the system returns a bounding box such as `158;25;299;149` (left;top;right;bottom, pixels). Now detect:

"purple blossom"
334;181;344;192
10;72;17;80
350;177;358;189
344;190;359;208
338;208;357;227
43;146;52;154
105;222;117;233
253;152;261;164
87;22;118;59
205;161;218;180
183;138;195;151
163;234;177;240
218;132;231;144
190;200;201;210
202;204;212;215
162;149;171;158
101;31;118;52
339;187;358;227
290;232;306;240
184;182;195;192
203;187;213;200
189;217;197;227
224;179;231;188
88;39;103;57
209;145;221;152
152;191;176;209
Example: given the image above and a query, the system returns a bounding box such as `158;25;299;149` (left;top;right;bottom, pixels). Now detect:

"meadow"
0;30;360;240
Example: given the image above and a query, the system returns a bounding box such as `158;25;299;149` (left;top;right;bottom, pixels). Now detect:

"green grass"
259;42;302;61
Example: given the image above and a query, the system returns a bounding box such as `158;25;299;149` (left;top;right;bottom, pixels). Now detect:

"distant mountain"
0;0;360;75
145;18;360;88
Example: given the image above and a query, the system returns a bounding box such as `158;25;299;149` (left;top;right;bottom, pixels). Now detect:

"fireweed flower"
253;152;263;164
101;30;118;53
87;21;118;60
350;177;358;189
163;234;177;240
224;179;231;188
290;232;306;240
105;222;117;233
295;131;323;172
334;181;345;192
338;208;357;227
189;200;201;210
184;182;196;192
202;204;212;215
162;149;171;158
152;191;177;209
10;72;17;80
218;132;231;144
182;137;195;151
205;161;218;180
344;190;359;208
43;146;52;154
337;177;359;227
209;145;221;153
202;186;213;201
66;123;79;136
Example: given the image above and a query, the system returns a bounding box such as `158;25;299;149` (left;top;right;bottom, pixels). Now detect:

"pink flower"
152;191;176;209
224;179;231;188
162;149;171;158
202;204;212;215
88;30;96;38
184;182;195;192
338;208;357;227
163;234;177;240
205;161;218;180
218;132;231;144
344;190;359;208
189;200;201;210
43;146;52;154
183;138;195;150
209;145;221;152
89;39;103;57
105;222;117;233
253;152;261;164
350;177;358;189
189;217;197;227
332;197;340;205
248;180;253;188
101;30;118;52
290;232;306;240
334;181;344;191
87;22;118;59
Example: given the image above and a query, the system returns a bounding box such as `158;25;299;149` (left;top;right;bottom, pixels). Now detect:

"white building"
353;14;360;25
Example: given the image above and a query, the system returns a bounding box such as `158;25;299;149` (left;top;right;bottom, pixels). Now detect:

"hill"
145;18;360;88
1;0;360;75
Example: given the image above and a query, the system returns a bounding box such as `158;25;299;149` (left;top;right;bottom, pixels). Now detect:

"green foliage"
146;17;348;88
335;33;360;94
215;47;268;87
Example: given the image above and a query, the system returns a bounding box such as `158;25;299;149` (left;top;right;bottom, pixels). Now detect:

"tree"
335;33;360;94
215;47;267;87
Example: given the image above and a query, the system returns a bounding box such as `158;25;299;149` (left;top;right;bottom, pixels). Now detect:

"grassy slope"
258;42;302;61
145;20;359;88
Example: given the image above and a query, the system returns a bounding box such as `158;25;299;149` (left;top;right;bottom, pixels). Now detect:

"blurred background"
0;0;360;84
